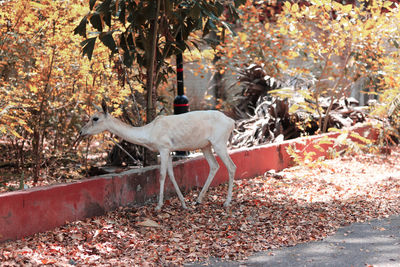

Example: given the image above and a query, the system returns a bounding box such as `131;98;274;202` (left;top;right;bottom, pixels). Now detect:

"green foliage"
75;0;245;135
286;137;333;167
74;0;244;84
286;128;376;167
329;128;375;154
286;143;317;166
219;0;400;132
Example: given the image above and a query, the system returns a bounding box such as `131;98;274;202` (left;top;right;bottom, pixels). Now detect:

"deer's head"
79;100;109;136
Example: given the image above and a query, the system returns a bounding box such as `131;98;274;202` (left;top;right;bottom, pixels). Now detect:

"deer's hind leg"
212;143;236;207
197;145;219;204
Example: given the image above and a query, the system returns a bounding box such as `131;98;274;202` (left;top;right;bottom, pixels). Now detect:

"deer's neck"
107;117;154;150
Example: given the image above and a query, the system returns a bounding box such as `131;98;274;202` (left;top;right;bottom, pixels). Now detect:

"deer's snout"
79;128;87;136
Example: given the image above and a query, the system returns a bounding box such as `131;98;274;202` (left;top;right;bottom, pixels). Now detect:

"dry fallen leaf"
136;218;161;228
1;148;400;266
41;259;56;264
55;233;64;242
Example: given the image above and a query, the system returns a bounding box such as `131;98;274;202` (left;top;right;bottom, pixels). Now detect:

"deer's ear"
101;99;108;115
93;103;102;112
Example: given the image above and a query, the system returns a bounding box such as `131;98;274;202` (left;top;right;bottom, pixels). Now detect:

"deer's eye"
92;117;99;122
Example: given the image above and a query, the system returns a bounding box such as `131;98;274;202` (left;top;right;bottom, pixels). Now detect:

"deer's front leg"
167;154;187;209
156;151;168;211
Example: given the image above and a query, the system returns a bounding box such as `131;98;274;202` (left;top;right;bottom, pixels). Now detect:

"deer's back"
149;110;234;150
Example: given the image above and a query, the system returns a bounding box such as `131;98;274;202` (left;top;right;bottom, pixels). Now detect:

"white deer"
79;101;236;211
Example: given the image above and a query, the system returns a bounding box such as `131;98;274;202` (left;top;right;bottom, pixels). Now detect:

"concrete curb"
0;124;377;243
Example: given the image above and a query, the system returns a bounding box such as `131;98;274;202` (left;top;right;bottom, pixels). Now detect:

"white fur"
80;108;237;211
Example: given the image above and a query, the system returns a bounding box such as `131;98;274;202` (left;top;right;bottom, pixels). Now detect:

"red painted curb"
0;124;377;243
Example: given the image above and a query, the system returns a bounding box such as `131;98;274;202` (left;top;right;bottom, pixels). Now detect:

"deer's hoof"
223;201;231;208
155;205;162;211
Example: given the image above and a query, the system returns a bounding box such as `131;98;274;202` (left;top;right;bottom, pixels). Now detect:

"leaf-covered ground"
1;148;400;266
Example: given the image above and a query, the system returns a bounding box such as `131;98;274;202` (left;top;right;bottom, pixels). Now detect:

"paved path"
187;215;400;267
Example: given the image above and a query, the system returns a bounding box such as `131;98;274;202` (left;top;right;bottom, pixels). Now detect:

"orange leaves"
41;258;57;265
237;32;247;43
28;84;38;94
283;2;299;13
342;4;353;14
0;0;127;183
285;50;299;60
219;0;400;95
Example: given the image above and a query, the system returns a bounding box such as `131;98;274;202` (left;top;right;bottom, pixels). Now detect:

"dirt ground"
1;147;400;266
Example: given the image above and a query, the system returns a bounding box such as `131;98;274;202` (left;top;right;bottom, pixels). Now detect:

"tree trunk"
144;0;161;166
